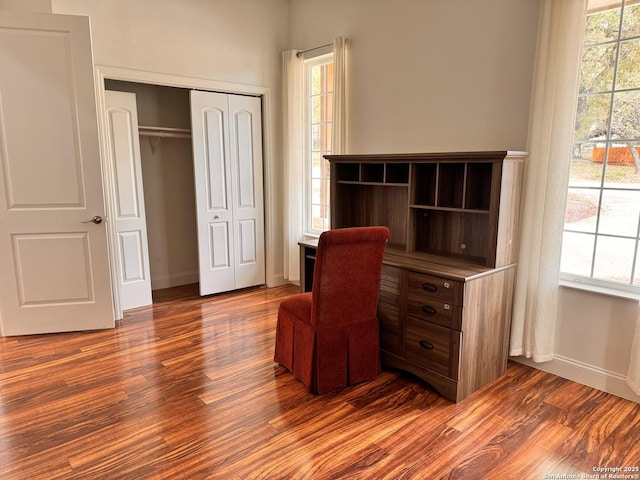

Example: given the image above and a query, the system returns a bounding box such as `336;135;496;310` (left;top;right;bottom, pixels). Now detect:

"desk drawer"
405;318;459;379
408;272;459;304
407;299;457;329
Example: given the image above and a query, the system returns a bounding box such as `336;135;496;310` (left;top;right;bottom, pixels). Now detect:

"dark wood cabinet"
324;151;526;402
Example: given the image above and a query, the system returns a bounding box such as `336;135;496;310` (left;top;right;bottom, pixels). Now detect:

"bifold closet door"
190;91;265;296
104;90;153;310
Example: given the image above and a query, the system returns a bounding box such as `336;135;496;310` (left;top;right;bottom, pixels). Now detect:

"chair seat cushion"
279;292;312;323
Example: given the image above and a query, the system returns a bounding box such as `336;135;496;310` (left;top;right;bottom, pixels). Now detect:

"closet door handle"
422;282;437;292
213;215;220;220
421;305;437;315
419;340;434;350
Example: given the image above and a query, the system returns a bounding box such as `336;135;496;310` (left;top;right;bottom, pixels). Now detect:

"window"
304;54;334;235
561;0;640;296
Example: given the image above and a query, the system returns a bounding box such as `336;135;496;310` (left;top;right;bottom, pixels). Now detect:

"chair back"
311;226;390;327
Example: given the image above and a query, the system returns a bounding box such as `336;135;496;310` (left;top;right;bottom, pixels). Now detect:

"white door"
104;90;152;310
190;91;265;295
0;12;114;335
228;94;265;289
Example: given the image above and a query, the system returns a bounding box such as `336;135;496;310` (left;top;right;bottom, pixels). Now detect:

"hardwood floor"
0;284;638;479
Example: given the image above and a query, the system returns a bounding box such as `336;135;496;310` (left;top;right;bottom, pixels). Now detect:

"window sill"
559;278;640;302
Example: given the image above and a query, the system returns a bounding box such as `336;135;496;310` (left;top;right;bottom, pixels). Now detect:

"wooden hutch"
315;151;526;402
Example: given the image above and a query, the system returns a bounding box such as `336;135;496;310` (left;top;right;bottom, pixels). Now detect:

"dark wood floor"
0;284;638;479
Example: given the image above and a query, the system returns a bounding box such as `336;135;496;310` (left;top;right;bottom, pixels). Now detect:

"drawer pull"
422;282;437;292
419;340;434;350
421;305;437;315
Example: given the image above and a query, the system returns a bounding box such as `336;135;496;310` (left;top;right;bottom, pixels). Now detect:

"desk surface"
299;238;319;249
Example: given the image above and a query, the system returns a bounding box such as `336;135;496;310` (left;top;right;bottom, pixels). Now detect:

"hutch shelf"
324;150;526;402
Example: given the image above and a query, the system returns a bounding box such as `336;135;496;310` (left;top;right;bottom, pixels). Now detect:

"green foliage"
575;4;640;145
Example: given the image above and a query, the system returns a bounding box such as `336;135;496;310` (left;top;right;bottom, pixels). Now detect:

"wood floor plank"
0;283;637;479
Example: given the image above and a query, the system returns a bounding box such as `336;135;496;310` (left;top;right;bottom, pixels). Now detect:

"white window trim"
560;1;640;297
303;52;333;237
559;273;640;301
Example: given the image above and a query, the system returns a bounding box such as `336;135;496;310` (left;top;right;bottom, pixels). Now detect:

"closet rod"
138;126;191;139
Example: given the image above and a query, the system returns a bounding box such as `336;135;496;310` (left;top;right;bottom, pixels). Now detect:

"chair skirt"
274;293;381;394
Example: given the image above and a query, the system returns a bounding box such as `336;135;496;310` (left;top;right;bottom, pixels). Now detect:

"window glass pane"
598;189;640;236
311;65;321;95
324;63;334;93
565;188;600;233
325;92;334;120
561;231;595;276
311;124;320;151
621;2;640;39
569;142;605;186
311;152;323;178
615;39;640;89
321;123;332;152
580;44;617;93
603;141;640;185
574;93;612;142
585;8;621;46
611;90;640;140
593;235;635;283
311;95;322;124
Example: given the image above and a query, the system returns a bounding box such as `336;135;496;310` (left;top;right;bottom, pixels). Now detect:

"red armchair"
274;226;390;393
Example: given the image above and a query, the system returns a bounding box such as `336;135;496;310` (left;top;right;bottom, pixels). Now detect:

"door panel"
203;108;228;210
234;110;256;208
228;95;265;289
191;90;235;295
104;90;152;310
0;12;114;335
238;219;257;264
13;233;93;305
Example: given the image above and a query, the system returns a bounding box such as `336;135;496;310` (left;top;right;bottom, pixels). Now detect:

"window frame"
302;52;334;237
560;0;640;300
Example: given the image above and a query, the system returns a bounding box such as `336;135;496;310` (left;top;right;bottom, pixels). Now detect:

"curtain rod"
296;43;333;58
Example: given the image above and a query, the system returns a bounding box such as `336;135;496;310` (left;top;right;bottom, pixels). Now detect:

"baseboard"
151;271;199;290
267;273;288;287
511;355;640;403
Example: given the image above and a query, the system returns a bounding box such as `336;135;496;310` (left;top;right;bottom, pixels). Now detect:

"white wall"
51;0;290;289
289;0;540;153
0;0;51;12
518;288;639;402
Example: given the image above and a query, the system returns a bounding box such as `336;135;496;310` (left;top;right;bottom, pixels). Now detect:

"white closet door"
228;95;265;289
0;12;114;335
104;91;152;310
190;91;265;295
191;90;236;295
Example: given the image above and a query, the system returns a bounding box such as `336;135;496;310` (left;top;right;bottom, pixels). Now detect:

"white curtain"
282;37;349;282
510;0;588;362
332;36;348;154
282;50;304;282
628;307;640;395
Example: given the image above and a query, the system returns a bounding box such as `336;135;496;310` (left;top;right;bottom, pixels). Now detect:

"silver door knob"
83;215;103;224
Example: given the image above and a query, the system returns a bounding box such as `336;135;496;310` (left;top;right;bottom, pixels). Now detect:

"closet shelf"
138;126;191;139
